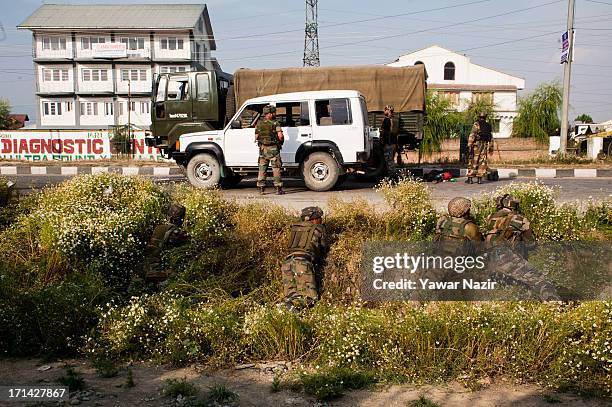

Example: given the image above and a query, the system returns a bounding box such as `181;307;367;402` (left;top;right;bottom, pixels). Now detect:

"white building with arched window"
388;45;525;138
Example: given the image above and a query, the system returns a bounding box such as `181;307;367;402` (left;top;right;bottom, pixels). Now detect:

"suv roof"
247;90;362;104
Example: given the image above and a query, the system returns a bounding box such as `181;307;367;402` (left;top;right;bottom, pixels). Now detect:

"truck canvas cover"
234;65;426;113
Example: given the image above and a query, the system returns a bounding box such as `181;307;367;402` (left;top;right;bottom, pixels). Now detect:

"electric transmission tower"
303;0;320;67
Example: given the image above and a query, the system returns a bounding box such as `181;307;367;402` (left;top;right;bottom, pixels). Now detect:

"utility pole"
559;0;575;154
127;79;131;158
303;0;320;67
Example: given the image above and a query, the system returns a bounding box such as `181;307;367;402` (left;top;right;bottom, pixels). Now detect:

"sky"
0;0;611;123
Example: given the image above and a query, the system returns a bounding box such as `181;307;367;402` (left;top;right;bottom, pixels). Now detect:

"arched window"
444;62;455;80
414;61;424;65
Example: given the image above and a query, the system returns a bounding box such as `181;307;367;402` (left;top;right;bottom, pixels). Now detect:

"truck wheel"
186;153;221;189
302;151;339;192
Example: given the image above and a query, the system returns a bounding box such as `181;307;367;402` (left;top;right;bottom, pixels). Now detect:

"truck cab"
172;90;374;192
147;70;231;155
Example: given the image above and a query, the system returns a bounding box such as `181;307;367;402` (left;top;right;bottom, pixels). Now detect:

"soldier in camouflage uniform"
256;105;285;195
434;197;483;243
380;105;400;178
281;206;327;310
466;112;493;184
484;194;560;300
143;203;190;283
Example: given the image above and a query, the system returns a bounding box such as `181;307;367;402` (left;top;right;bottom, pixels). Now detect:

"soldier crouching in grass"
281;206;328;311
484;194;560;301
142;203;190;286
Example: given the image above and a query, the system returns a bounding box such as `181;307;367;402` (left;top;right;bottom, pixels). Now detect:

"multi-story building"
388;45;525;138
18;4;217;129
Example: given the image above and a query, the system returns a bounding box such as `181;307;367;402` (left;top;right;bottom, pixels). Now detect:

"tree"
575;113;593;123
0;99;10;130
464;96;496;125
421;91;462;155
512;81;562;142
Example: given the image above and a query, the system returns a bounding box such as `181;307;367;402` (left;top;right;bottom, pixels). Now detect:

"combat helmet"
496;194;519;211
448;197;471;218
300;206;324;221
168;203;186;226
263;105;276;115
384;105;394;113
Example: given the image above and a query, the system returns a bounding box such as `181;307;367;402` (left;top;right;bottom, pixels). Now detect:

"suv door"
223;103;266;166
275;101;312;166
313;98;360;162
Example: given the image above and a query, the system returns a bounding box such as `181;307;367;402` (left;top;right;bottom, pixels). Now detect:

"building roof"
8;114;29;123
429;84;517;92
18;4;216;48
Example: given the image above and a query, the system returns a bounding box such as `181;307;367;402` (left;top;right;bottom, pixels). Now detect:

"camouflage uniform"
381;106;400;177
434;197;484;243
256;106;283;189
466;114;493;184
143;204;189;282
0;179;15;207
281;207;327;309
484;195;560;300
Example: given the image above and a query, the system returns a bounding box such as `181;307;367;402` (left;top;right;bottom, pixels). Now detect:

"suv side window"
238;104;266;128
315;98;352;126
276;101;310;127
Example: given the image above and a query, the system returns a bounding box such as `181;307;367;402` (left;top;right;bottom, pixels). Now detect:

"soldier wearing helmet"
434;197;483;242
466;111;493;184
143;203;190;283
380;105;400;178
485;194;534;244
255;104;285;195
484;194;559;300
281;206;328;310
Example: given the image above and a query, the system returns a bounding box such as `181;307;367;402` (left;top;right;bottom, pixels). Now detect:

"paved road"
8;174;611;211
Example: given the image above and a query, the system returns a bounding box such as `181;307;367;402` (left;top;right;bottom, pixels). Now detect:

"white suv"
172;90;374;192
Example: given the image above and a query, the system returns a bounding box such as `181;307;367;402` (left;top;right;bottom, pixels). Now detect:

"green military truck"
147;65;426;178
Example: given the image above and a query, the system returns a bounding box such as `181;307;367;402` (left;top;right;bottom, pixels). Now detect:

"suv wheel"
186;153;221;188
302;151;339;192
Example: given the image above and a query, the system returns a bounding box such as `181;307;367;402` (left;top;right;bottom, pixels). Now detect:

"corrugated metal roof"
18;4;206;30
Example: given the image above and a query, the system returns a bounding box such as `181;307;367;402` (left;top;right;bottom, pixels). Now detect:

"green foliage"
205;383;238;404
110;125;132;155
163;378;199;397
58;367;85;392
0;270;110;356
125;367;135;388
92;358;119;378
409;396;441;407
575;113;593;123
300;367;376;400
0;173;167;286
512;81;562;142
464;96;496;125
422;91;462;154
0;99;11;130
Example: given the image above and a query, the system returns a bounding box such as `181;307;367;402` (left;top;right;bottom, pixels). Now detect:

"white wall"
37;64;74;93
77;64;113;93
39;97;76;127
35;33;73;59
116;97;151;127
74;34;111;59
153;33;191;60
115;65;152;93
78;97;115;127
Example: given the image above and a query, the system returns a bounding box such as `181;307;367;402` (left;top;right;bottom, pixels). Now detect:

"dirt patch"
0;358;608;407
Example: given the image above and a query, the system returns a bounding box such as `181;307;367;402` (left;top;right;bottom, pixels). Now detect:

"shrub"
0;270;109;356
58;367;85;392
205;384;238;404
163;378;199;397
299;367;377;400
0;173;167;285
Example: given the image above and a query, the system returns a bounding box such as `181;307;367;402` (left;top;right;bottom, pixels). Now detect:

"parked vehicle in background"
171;90;375;192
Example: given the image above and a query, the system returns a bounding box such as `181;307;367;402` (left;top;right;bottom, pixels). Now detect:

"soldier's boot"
276;186;285;195
259;186;266;195
477;177;482;184
465;177;473;184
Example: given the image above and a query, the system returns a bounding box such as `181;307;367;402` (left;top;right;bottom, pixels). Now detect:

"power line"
585;0;612;5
